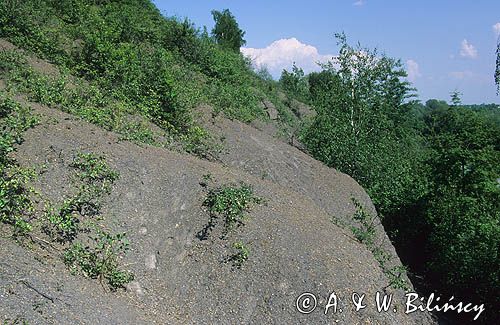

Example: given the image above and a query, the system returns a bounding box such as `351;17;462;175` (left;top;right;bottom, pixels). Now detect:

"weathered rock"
0;100;435;324
262;99;279;120
0;40;436;323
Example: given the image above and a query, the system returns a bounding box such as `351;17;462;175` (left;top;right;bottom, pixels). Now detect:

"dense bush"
422;105;500;312
0;94;38;235
301;35;499;322
279;64;310;103
0;0;277;151
301;34;427;216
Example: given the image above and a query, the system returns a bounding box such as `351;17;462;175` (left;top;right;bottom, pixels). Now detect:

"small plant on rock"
64;230;134;290
349;198;409;291
230;241;250;268
70;152;119;194
204;182;261;232
44;152;119;241
350;198;376;245
0;94;38;236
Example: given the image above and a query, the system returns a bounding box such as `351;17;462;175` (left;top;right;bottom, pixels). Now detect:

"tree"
211;9;246;52
302;34;426;215
450;89;462;106
279;63;309;102
422;106;500;319
256;66;273;82
496;37;500;94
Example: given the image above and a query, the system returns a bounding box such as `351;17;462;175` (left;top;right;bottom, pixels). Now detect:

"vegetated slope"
0;0;302;150
198;104;406;273
2;93;433;325
0;52;435;325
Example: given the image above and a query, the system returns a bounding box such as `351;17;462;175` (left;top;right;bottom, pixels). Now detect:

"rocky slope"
0;41;436;324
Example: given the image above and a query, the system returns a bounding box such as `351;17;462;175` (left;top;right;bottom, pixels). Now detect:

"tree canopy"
211;9;246;52
496;38;500;94
297;34;499;322
302;34;424;215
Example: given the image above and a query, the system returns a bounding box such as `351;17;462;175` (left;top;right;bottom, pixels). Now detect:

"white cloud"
493;22;500;36
450;70;474;80
241;38;334;78
406;59;421;82
459;39;477;59
449;71;490;84
353;0;365;6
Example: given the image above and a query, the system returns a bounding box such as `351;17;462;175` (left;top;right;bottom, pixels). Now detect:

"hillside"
0;39;436;324
0;1;452;324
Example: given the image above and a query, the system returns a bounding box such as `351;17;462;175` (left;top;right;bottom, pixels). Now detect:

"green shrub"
350;198;376;245
0;0;292;159
0;167;36;235
44;152;119;241
204;183;261;232
0;94;38;236
71;152;119;191
348;198;409;291
230;241;250;268
64;230;134;290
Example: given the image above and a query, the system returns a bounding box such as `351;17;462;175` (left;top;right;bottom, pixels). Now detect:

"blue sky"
152;1;500;105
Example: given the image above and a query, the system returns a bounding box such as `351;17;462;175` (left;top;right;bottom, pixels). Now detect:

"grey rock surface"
0;100;436;324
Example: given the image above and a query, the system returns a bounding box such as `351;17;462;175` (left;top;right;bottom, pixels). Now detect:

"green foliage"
0;167;36;236
255;66;273;82
1;49;190;151
386;265;409;291
302;34;426;215
230;241;250;268
64;230;134;290
424;106;499;196
0;0;295;157
449;90;462;106
496;39;499;95
199;181;260;267
384;101;499;321
0;0;66;62
211;9;246;52
426;194;499;291
461;103;500;127
71;152;119;193
279;64;309;103
0;94;38;236
116;120;157;145
349;199;409;291
45;152;119;241
179;125;222;160
204;183;261;232
420;105;500;309
304;34;499;316
2;316;29;325
350;199;376;245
